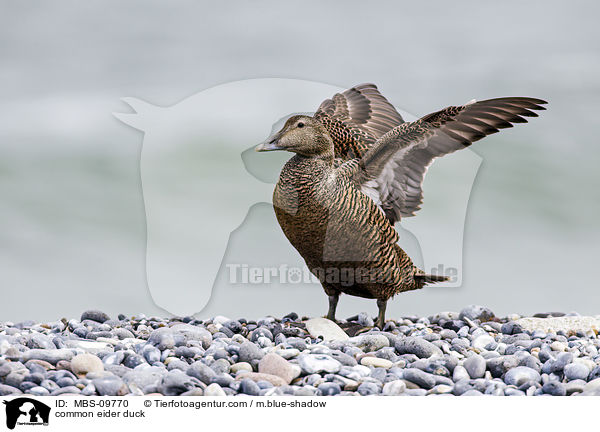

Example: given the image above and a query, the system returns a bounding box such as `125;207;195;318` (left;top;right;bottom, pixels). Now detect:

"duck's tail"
414;270;450;288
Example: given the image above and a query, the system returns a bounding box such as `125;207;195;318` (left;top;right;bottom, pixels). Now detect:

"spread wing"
352;97;547;223
314;83;405;159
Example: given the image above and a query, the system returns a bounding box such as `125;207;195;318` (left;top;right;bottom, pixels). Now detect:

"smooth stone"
170;324;212;349
404;388;428;396
551;352;573;373
504;388;526;396
331;375;359;391
239;378;260;396
298;354;341;374
440;329;458;340
160;370;194;395
487;355;520;378
564;363;590;381
230;362;253;374
181;388;204;396
463;355;486;379
186;362;216;385
122;353;145;369
294;387;317;396
501;322;523;335
305;318;349;341
147;328;185;350
51;386;81;395
395;337;442;358
452;365;470;382
210;358;231;375
66;340;112;354
27;333;56;350
357;381;381;395
459;305;495;322
382;380;406;395
81;383;96;396
428;384;454;395
204;383;226;396
114;328;135;340
236;372;287;387
472;335;496;351
542;380;567;396
462;389;484;396
92;376;127;396
349;334;390;352
330;351;358;367
81;310;111;323
356;312;374;327
141;345;161;364
237;342;265;363
402;368;436;389
22;349;75;364
71;353;104;376
565;380;586;395
103;352;125;366
0;383;22;396
360;357;393;369
504;366;541;386
122;366;166;389
317;382;341;396
584;378;600;393
27;386;50;396
258;353;300;384
0;339;11;355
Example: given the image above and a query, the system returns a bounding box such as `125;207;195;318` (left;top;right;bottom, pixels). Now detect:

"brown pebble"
235;371;287;386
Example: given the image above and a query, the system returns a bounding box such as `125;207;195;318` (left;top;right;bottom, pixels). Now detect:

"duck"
257;83;546;329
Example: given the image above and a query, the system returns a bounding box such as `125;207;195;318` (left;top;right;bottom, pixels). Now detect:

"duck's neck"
291;152;334;167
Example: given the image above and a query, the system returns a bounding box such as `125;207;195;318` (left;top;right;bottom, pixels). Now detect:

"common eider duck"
257;83;546;329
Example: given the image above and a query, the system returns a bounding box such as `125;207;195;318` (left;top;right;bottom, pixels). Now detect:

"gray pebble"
237;341;265;363
317;382;341;396
239;378;260;396
298;354;341;374
504;366;541;386
81;310;111;323
402;368;436;389
464;355;486;379
542;380;567;396
93;376;125;396
357;382;381;395
564;363;589;381
187;362;216;385
459;305;495;322
395;337;442;358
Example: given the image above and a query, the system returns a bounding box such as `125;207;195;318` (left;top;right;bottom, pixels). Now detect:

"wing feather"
349;97;547;222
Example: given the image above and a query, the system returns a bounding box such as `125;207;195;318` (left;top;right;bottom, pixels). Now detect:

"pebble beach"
2;306;600;397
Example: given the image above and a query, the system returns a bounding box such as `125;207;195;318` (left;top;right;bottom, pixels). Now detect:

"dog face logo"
3;398;51;429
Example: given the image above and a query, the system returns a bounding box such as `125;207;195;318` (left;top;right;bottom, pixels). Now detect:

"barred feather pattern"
273;155;431;301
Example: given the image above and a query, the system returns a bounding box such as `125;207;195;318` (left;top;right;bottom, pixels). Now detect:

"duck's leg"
376;298;387;329
326;292;340;322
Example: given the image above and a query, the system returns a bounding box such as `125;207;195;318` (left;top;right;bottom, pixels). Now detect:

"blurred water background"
1;1;598;322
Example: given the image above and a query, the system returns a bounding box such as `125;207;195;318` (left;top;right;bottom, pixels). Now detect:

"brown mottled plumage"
257;84;546;328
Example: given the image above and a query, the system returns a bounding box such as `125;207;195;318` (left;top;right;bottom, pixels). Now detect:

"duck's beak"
255;133;284;152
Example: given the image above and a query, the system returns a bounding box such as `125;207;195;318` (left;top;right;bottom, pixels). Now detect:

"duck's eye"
297;122;304;128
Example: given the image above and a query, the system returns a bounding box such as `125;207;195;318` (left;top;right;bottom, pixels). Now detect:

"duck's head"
256;115;334;158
